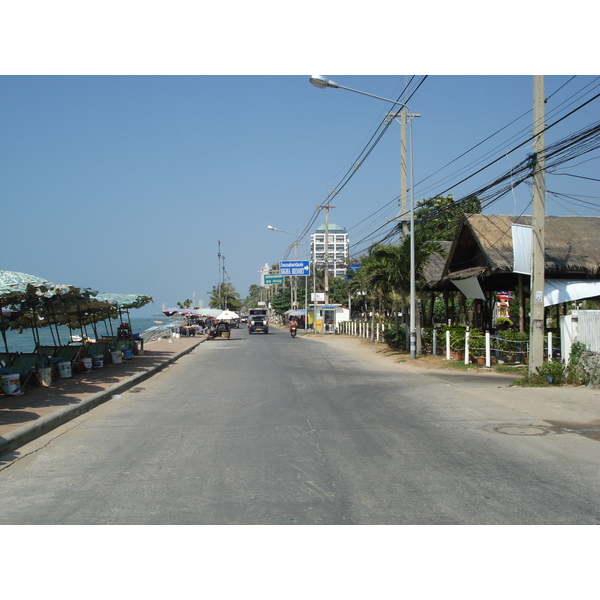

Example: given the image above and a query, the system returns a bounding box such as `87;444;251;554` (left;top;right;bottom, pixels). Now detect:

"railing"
443;329;560;366
336;322;561;364
140;322;181;343
337;320;391;342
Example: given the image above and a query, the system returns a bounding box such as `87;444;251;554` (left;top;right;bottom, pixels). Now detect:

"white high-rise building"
310;223;349;278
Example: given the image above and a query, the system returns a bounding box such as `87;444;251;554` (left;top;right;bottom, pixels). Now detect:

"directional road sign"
264;275;284;285
279;260;311;276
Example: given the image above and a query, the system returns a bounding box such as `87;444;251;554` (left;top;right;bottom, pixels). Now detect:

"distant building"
310;223;349;278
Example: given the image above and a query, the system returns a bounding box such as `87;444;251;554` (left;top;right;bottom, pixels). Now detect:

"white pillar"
464;328;470;365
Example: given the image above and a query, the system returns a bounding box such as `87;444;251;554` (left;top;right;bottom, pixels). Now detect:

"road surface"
0;326;598;524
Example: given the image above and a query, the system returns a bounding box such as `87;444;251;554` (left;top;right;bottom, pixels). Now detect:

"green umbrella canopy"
0;270;102;330
0;270;55;308
95;293;153;310
63;293;153;330
0;271;152;331
0;270;98;306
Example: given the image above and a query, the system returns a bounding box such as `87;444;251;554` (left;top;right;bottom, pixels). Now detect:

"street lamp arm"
267;225;301;239
309;75;409;110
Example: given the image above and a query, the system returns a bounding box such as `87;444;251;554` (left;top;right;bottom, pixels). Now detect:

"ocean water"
1;316;173;354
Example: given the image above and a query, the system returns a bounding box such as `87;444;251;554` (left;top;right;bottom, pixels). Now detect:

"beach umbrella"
0;270;55;308
96;293;153;310
0;270;102;347
196;308;223;318
163;307;189;316
216;310;239;320
65;293;153;339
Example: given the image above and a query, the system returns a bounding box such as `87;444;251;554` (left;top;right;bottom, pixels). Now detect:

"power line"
306;77;600;261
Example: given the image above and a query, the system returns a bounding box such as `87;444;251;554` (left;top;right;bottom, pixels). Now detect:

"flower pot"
476;356;486;366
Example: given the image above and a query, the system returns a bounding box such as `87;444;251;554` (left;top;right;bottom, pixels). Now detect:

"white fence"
336;321;569;366
338;320;391;342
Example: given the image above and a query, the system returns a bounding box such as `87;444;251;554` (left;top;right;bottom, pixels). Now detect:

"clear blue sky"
1;6;597;317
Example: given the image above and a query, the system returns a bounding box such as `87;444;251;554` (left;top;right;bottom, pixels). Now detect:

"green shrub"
442;325;467;351
566;341;590;385
383;326;406;351
467;328;485;357
515;361;565;386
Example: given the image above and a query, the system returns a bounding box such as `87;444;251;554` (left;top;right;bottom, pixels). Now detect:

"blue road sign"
279;260;311;276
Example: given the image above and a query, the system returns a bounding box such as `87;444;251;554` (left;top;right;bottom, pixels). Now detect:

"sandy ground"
300;331;600;433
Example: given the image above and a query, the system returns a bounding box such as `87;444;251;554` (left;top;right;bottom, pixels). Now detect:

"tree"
271;288;292;315
415;194;482;242
209;282;241;311
328;277;350;306
243;284;263;308
357;233;444;348
177;299;193;309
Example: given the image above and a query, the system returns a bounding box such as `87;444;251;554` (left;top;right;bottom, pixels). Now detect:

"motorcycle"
290;325;298;337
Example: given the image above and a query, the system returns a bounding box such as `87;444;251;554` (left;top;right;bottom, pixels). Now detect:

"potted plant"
468;328;487;365
443;325;467;360
494;317;513;331
499;328;529;364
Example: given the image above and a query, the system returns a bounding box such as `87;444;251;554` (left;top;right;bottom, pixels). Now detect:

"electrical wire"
298;77;600;264
283;77;426;257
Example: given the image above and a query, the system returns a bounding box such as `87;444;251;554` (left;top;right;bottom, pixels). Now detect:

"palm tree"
361;234;444;350
209;282;241;311
346;252;390;341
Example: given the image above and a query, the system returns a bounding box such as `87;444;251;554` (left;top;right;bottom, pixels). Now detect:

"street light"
310;75;420;359
267;225;302;310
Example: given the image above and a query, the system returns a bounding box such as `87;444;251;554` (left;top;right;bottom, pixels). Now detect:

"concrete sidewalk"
0;335;205;456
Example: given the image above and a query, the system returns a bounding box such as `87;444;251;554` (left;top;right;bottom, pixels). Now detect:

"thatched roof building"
440;214;600;292
423;241;452;289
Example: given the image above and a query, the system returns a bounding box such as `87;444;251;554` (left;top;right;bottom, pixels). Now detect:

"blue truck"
248;308;269;334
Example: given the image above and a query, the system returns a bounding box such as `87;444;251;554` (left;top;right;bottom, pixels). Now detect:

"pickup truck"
248;316;269;334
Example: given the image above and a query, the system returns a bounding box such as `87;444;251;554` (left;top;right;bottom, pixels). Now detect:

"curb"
0;339;205;457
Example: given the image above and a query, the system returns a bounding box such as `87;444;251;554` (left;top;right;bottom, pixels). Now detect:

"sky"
1;5;598;323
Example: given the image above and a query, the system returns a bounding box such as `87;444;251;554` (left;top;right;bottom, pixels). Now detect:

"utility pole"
317;203;336;306
324;204;330;306
529;75;546;373
315;202;336;335
387;109;420;359
217;240;222;310
221;255;226;310
292;231;299;310
400;110;408;237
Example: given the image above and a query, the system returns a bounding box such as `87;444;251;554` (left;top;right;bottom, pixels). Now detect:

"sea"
1;316;174;354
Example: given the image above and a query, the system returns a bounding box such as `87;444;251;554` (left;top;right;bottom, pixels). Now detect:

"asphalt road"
0;326;598;524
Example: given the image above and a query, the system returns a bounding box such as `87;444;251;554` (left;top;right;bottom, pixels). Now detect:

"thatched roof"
423;241;452;288
438;214;600;290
